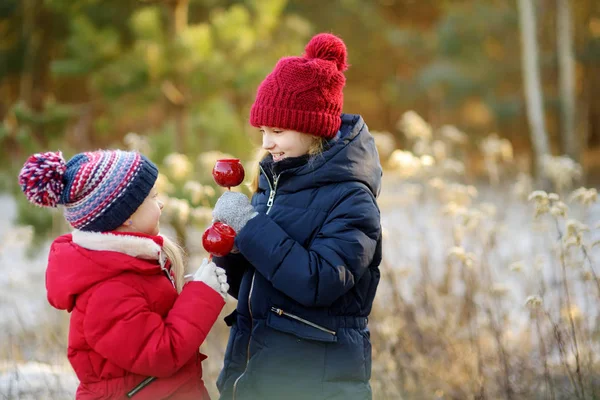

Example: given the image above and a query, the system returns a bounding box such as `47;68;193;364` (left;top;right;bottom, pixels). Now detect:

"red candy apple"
203;159;245;257
212;159;245;189
202;222;236;257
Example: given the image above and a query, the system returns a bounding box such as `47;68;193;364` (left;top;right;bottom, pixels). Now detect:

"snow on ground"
0;180;598;398
0;195;77;398
0;361;77;399
0;195;56;334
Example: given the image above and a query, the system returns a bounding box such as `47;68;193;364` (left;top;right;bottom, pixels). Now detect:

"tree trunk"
588;65;600;148
18;0;56;151
556;0;579;162
517;0;551;179
165;0;189;153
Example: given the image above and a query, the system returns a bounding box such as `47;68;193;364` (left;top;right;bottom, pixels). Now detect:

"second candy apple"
202;221;236;257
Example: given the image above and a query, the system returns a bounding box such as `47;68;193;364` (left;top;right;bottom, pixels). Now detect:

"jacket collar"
258;114;382;198
71;230;163;261
260;153;311;187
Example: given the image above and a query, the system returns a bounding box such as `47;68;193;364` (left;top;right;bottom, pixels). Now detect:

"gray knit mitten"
212;191;258;234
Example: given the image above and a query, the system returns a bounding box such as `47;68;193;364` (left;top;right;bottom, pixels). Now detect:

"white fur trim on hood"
71;230;161;261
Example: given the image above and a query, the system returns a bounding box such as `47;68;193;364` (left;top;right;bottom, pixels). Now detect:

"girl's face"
119;187;163;235
261;126;314;162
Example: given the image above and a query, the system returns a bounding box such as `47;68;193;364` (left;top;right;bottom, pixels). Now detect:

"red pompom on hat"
250;33;348;139
304;33;348;72
18;151;67;208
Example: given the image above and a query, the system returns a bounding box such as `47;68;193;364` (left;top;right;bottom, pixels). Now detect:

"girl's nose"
262;134;274;150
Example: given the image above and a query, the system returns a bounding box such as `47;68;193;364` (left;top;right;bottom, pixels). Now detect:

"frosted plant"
490;283;510;298
480;133;513;162
549;201;569;218
2;225;34;249
480;133;514;185
388;150;422;178
183;181;214;205
563;219;589;248
164;153;192;181
541;155;582;193
513;173;533;200
428;177;445;190
479;203;497;218
525;295;543;309
439;125;468;145
431;140;447;162
156;173;175;195
509;261;525;272
440;159;465;177
528;190;550;218
568;187;598;207
397;110;432;142
123;132;151;155
448;246;476;268
190;207;213;224
442;183;478;207
183;181;204;205
370;130;396;161
441;202;468;217
163;197;191;225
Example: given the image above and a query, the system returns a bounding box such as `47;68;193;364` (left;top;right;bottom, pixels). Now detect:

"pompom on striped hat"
18;150;158;232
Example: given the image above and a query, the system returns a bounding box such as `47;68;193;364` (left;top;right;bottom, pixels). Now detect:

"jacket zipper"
232;273;255;399
270;307;337;336
259;165;279;215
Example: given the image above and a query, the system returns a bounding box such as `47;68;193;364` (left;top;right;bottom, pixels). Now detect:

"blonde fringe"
161;235;186;293
248;136;327;193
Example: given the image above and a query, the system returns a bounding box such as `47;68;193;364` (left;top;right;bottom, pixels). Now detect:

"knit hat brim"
250;105;341;139
78;156;158;232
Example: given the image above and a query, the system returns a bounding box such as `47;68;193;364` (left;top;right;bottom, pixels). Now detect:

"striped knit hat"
18;150;158;232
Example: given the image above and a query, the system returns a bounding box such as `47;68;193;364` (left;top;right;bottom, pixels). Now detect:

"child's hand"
213;192;257;234
193;258;230;300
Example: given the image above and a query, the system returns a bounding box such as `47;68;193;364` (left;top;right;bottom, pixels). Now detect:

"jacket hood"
46;231;165;312
277;114;382;197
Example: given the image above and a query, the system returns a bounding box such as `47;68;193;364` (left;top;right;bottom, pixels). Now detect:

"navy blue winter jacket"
214;114;382;400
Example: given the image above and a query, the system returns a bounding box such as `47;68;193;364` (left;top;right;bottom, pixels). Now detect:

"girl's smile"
261;126;314;162
272;152;285;162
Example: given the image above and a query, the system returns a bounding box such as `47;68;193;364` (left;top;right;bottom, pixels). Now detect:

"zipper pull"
271;307;283;316
266;175;279;211
266;190;275;207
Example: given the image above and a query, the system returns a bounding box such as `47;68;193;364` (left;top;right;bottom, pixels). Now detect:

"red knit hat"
250;33;348;139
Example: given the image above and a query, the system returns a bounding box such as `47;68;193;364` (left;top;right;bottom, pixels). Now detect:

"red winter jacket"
46;230;225;399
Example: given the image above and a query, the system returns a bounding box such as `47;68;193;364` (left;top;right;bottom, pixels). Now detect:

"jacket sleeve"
236;187;381;307
82;280;225;378
213;252;250;300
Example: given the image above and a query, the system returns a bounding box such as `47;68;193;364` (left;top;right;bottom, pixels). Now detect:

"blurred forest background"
1;0;600;182
2;0;600;399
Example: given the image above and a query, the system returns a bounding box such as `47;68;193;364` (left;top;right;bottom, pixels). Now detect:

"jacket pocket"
267;308;337;343
323;328;369;383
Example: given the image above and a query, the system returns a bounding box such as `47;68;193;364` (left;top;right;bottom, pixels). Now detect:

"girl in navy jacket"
212;33;382;400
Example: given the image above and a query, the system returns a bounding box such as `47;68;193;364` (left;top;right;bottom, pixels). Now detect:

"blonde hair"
249;136;327;193
161;235;186;293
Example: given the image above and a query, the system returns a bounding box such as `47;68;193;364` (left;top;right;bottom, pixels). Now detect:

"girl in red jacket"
18;149;228;400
